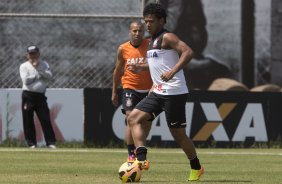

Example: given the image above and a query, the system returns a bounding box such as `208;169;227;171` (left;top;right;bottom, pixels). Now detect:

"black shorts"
122;89;148;114
135;92;188;128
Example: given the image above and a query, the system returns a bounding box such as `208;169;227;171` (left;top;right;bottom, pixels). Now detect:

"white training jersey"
19;60;52;93
147;29;189;95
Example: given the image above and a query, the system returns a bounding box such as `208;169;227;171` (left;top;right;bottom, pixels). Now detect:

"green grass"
0;148;281;184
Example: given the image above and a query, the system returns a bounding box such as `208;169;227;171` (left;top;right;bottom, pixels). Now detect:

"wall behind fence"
1;0;280;89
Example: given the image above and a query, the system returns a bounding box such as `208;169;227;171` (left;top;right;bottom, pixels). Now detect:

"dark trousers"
22;90;56;146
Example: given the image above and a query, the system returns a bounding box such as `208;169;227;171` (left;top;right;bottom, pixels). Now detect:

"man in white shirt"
127;3;203;181
19;45;56;148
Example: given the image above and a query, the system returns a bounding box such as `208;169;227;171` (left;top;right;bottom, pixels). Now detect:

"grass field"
0;148;281;184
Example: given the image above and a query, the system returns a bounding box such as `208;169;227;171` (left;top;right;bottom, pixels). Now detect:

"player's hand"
112;93;119;107
30;59;39;67
160;71;174;82
128;64;142;73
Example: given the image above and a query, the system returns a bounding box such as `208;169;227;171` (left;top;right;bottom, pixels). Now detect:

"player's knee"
127;111;138;127
170;128;187;142
127;109;145;127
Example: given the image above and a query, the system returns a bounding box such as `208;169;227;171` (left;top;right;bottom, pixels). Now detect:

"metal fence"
0;0;272;89
0;0;145;88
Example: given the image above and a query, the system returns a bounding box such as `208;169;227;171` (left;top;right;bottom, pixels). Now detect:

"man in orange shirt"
112;21;152;163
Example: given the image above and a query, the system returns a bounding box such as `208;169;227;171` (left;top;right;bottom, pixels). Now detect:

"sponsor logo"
147;51;158;58
170;122;178;126
192;103;267;142
125;92;132;98
126;98;132;107
126;167;135;172
126;57;145;65
112;102;268;142
154;84;162;91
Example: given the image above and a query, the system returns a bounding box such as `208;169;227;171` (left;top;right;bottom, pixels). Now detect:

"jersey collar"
151;29;167;40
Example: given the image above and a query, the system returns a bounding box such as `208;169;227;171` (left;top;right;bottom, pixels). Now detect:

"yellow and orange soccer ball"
118;162;142;183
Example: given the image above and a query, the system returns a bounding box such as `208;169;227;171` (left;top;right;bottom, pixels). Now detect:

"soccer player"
127;3;204;181
112;21;152;163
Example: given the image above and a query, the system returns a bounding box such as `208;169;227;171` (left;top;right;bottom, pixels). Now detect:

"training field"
0;148;281;184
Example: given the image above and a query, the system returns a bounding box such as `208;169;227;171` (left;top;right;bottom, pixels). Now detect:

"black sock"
190;156;201;170
136;146;147;161
127;144;136;156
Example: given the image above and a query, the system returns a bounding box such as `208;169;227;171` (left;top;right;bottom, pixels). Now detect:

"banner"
1;88;281;147
0;89;84;144
84;89;282;147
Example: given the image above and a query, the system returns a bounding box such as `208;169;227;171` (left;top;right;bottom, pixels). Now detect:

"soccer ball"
118;162;141;183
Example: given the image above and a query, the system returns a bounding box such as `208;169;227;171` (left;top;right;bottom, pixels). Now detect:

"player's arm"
37;61;52;80
137;58;150;71
160;33;194;82
112;46;124;106
128;59;149;73
19;64;38;85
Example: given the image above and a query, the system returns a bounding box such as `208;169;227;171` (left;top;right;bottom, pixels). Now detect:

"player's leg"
165;94;204;181
122;89;148;162
125;113;151;163
122;89;136;161
35;95;56;147
127;109;151;170
170;128;197;159
21;91;37;147
128;109;151;148
125;111;136;162
128;92;161;170
171;129;204;181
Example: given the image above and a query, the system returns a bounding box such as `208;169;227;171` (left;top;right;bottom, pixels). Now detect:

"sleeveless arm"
112;45;124;106
160;33;194;82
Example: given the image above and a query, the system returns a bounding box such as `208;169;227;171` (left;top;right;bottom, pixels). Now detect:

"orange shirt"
121;39;152;90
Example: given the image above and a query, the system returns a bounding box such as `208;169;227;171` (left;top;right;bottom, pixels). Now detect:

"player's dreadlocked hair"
143;3;167;23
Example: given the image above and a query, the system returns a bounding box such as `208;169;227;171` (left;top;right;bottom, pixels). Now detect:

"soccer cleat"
130;159;150;171
127;155;136;163
188;166;204;181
